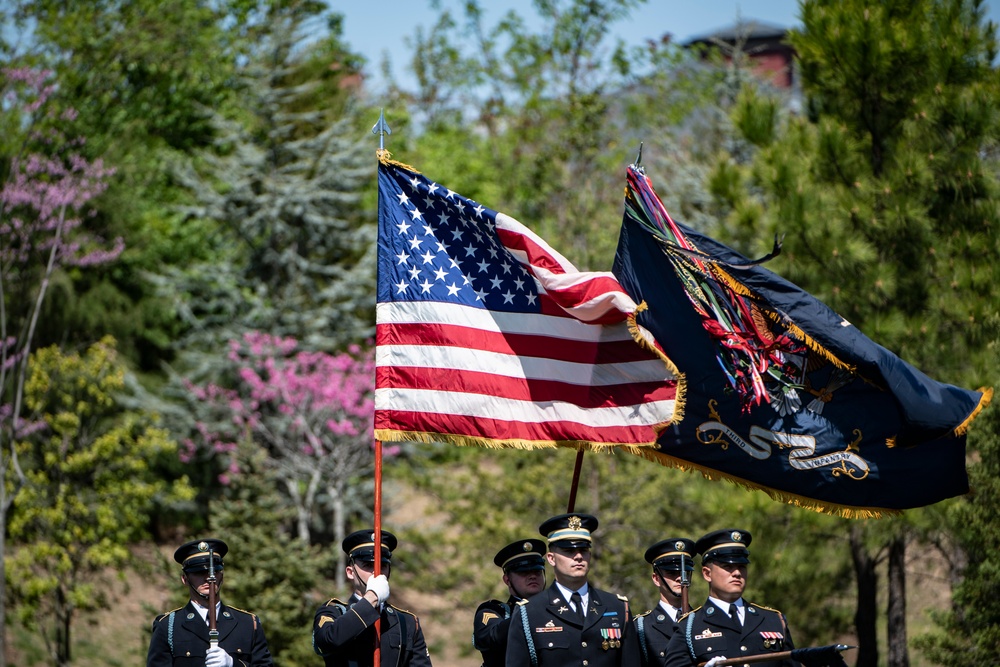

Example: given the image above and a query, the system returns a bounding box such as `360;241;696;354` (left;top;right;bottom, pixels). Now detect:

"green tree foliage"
0;67;124;667
914;334;1000;664
7;337;195;666
209;439;330;667
168;0;375;355
3;0;251;369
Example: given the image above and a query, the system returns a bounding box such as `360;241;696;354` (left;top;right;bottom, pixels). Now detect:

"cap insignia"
197;541;209;552
731;531;743;542
568;516;582;530
674;541;685;550
522;542;532;552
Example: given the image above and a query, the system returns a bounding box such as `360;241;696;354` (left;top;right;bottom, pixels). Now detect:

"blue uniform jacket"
506;583;640;667
634;606;681;667
473;596;518;667
146;600;273;667
663;600;799;667
313;594;432;667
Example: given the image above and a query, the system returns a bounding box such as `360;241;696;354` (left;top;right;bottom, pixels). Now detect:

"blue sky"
330;0;1000;91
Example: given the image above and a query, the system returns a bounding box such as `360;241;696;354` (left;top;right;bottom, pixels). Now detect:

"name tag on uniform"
694;629;723;640
536;627;563;633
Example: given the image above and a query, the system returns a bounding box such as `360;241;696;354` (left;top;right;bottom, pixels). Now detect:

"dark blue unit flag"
612;166;991;517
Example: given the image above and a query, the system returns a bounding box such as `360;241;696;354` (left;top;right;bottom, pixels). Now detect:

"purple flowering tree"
0;67;121;666
184;331;387;585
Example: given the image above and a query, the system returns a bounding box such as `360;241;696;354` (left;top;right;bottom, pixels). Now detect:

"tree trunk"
286;477;311;543
56;585;70;667
332;488;346;591
887;536;909;667
850;525;879;667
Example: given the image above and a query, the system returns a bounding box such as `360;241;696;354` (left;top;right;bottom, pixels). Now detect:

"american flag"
373;160;682;449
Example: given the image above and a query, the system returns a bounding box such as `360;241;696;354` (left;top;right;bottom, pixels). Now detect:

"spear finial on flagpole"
633;142;643;168
373;108;392;156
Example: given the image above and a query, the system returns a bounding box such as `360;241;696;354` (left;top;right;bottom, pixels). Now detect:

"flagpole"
371;108;392;667
566;449;585;512
373;438;383;667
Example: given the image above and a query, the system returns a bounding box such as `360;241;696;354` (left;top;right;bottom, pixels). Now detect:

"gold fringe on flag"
627;301;686;426
376;148;418;173
629;446;900;519
954;386;993;436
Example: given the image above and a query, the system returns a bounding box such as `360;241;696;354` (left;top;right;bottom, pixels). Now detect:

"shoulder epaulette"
748;602;783;614
225;605;260;629
324;597;349;607
152;607;184;625
635;609;652;618
225;604;254;616
617;593;629;601
677;605;702;622
390;604;417;616
476;599;507;611
517;598;529;606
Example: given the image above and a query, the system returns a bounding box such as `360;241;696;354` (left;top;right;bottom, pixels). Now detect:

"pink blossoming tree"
0;67;122;667
184;331;386;584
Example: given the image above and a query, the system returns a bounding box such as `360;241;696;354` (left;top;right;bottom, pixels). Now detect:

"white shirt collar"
554;581;589;607
191;600;221;623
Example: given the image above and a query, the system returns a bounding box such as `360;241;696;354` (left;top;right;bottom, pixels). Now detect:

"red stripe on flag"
376;366;675;408
378;322;659;364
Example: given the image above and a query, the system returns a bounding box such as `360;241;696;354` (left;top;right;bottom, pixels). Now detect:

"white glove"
366;574;390;605
705;657;728;667
205;646;233;667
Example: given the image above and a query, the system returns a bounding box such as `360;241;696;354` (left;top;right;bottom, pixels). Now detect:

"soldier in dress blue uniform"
146;538;274;667
663;529;799;667
474;539;548;667
506;513;640;667
313;529;432;667
634;537;696;667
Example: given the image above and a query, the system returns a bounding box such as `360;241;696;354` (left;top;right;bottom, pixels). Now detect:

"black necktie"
571;592;585;623
729;603;740;625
